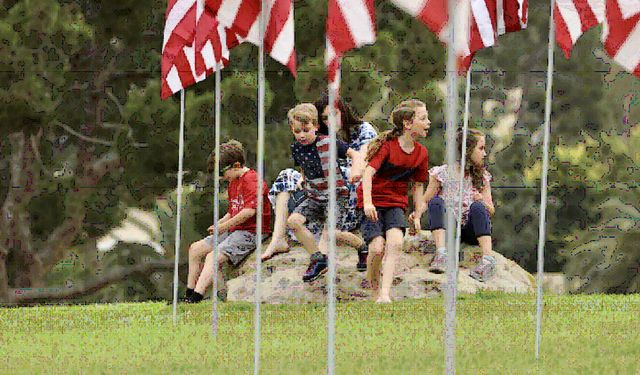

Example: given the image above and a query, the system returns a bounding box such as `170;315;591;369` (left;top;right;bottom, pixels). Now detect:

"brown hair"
287;103;318;127
365;99;426;161
207;140;245;173
458;128;486;191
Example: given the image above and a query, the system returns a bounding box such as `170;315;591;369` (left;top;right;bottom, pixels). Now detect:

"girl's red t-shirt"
357;138;429;210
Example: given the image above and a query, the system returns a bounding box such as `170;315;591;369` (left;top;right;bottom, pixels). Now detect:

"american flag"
603;0;640;78
389;0;501;73
161;0;202;99
554;0;605;58
326;0;376;94
210;0;297;75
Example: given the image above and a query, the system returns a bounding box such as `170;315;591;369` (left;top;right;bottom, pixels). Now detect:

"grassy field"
1;293;639;374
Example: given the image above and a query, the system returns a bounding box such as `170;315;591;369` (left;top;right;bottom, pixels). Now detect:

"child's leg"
378;228;404;303
187;239;214;289
467;201;493;257
427;196;446;250
366;236;385;298
261;191;291;260
288;198;324;254
194;251;229;295
336;231;364;249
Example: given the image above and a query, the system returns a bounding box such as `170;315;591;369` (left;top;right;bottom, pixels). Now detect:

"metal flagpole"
254;0;267;373
211;65;222;337
444;0;459;372
454;69;472;274
172;89;186;324
536;0;557;360
327;63;340;375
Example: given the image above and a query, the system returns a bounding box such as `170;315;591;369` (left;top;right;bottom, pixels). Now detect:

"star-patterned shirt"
291;135;350;201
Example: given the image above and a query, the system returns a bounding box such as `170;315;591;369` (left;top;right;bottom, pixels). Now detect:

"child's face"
221;163;243;181
470;136;486;167
404;106;431;139
321;106;342;131
290;119;319;145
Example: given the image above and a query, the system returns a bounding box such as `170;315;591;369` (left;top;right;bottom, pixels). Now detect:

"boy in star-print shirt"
286;103;364;282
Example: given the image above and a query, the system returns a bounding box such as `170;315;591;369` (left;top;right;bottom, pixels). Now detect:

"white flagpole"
444;0;459;373
327;62;340;375
454;69;472;274
211;65;222;337
254;0;267;373
172;89;186;324
536;0;556;360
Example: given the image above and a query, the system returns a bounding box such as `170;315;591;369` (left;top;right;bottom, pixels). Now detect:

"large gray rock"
225;231;534;303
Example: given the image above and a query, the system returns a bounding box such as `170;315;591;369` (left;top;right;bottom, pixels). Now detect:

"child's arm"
362;165;378;222
422;174;440;205
208;208;257;235
474;181;495;216
207;213;231;234
346;148;365;183
410;182;425;233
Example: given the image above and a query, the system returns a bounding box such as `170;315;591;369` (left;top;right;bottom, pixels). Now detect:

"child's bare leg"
366;237;385;300
477;235;492;257
287;213;319;254
432;229;445;250
378;228;403;303
194;251;229;295
336;231;364;249
187;239;213;289
261;192;291;260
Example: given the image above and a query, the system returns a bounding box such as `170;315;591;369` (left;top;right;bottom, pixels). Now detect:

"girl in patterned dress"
414;128;497;282
261;96;377;272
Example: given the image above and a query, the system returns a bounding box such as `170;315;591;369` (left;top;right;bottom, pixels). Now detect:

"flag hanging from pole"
554;0;605;58
389;0;498;73
603;0;640;78
195;2;232;77
497;0;528;35
161;0;203;99
326;0;376;93
209;0;297;75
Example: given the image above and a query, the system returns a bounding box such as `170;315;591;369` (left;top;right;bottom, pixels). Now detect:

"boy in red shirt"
184;140;271;303
358;99;430;303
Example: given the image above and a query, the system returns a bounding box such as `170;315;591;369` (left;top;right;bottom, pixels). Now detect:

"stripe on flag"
603;0;640;78
554;0;605;58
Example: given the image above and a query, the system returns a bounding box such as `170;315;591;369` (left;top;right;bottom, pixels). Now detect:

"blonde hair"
287;103;318;127
365;99;426;161
207;140;245;173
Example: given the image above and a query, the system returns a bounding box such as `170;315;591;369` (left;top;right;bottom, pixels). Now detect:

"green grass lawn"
1;293;639;374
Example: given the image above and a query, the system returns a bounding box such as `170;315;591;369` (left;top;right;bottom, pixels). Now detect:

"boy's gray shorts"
204;230;257;267
292;196;350;230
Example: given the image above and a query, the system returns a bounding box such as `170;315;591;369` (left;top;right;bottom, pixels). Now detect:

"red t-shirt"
228;169;271;233
357;138;429;210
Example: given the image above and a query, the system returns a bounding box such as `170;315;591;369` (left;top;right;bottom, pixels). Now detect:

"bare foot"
375;295;392;304
261;237;290;261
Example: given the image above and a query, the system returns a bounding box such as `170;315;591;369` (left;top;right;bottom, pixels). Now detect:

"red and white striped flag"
326;0;376;91
497;0;528;34
161;0;202;99
389;0;498;73
554;0;605;58
603;0;640;78
195;2;232;77
209;0;297;75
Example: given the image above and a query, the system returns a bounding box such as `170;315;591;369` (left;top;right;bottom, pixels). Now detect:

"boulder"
224;231;535;303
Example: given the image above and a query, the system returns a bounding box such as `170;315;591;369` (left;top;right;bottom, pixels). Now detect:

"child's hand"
296;179;304;190
349;168;362;184
364;203;378;222
408;211;421;235
473;192;483;202
208;225;225;235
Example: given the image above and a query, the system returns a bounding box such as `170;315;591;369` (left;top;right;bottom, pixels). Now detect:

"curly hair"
207;140;245;173
458;128;487;191
365;99;426;161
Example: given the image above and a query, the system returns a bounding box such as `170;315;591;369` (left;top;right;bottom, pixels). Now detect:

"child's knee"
287;213;305;229
469;201;489;217
368;239;385;257
188;241;204;259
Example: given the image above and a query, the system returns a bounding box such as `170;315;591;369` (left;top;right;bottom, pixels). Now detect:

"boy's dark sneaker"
216;288;228;302
356;245;368;272
303;252;328;282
